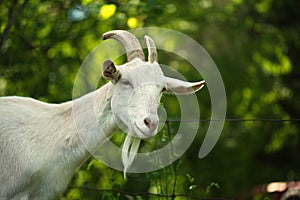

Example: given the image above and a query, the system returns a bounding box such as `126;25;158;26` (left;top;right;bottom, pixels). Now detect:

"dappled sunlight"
99;4;116;20
127;17;138;28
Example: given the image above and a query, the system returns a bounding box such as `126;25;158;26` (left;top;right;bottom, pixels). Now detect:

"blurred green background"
1;0;299;199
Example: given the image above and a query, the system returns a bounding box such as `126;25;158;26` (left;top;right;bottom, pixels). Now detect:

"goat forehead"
124;64;165;86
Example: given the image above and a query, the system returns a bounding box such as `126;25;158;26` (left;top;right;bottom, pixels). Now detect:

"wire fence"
165;118;300;123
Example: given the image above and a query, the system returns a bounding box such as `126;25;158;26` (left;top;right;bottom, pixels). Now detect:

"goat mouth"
134;122;152;138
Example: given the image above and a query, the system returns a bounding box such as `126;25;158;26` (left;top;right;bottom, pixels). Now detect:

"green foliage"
1;0;299;199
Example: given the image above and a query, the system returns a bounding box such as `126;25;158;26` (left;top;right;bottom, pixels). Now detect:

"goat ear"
164;77;205;95
102;60;120;83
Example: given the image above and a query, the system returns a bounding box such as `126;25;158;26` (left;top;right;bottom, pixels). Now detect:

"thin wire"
164;118;300;123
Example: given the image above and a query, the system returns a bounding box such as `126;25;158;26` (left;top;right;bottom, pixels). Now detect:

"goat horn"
144;35;157;63
103;30;145;62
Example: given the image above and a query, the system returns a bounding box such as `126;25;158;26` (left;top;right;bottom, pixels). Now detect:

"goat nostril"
144;118;151;127
143;117;158;132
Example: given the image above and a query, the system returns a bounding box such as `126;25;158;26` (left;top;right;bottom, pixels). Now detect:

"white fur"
0;84;115;199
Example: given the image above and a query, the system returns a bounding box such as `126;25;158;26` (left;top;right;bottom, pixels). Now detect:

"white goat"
0;30;205;200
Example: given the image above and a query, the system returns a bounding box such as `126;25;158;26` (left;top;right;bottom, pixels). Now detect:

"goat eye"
121;79;131;87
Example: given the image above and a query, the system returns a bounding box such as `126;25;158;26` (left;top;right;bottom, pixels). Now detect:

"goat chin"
121;135;141;179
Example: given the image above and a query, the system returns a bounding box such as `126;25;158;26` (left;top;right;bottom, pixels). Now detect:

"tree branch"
0;0;29;47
